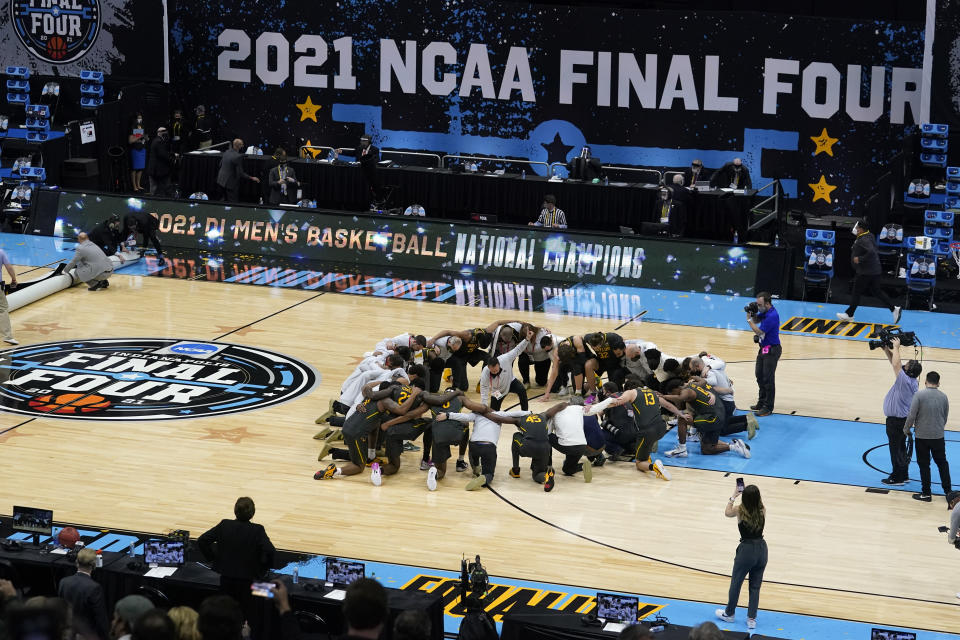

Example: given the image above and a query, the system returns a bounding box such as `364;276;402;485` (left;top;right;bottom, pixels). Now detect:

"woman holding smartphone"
717;480;767;630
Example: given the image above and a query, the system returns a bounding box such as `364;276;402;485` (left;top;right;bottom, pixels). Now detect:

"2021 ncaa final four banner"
2;0;167;80
167;1;923;215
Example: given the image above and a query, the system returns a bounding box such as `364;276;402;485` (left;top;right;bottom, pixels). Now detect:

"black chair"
294;611;332;640
137;585;171;608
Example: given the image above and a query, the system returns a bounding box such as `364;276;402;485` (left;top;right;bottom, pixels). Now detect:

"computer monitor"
596;592;639;623
144;539;185;567
12;506;53;544
325;558;365;585
870;630;917;640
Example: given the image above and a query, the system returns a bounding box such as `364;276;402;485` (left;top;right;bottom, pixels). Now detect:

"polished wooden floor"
1;268;959;634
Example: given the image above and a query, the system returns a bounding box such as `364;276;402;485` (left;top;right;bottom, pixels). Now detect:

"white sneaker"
836;312;853;322
666;416;678;427
893;306;902;324
426;465;438;491
665;445;687;458
716;608;734;623
687;431;701;443
652;459;671;481
3;338;18;345
370;462;382;486
731;438;752;459
746;618;757;630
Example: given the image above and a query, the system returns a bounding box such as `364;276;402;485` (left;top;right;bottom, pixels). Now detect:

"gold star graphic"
810;128;839;156
808;175;838;203
200;427;261;443
214;325;263;337
20;322;69;335
296;96;321;122
301;139;322;159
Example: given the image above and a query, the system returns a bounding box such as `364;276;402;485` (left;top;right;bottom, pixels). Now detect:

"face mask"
851;224;860;236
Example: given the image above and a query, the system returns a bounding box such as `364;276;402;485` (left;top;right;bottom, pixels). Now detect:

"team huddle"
312;321;759;492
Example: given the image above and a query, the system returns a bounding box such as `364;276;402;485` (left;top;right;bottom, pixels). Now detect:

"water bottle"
292;566;299;584
733;231;739;244
96;550;103;568
774;234;780;247
604;176;609;186
521;169;526;180
128;543;135;557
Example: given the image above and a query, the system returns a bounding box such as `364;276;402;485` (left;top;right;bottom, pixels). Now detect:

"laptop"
325;558;365;586
144;539;185;567
870;630;917;640
694;180;712;189
596;592;639;630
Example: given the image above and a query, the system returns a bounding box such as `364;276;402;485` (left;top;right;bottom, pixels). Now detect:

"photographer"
880;337;921;486
746;292;781;417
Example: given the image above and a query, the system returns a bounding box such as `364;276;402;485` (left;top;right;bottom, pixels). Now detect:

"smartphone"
251;582;276;598
736;478;744;494
939;526;949;533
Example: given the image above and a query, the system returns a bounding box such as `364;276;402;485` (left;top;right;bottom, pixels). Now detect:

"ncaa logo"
169;343;219;356
0;338;318;421
10;0;102;64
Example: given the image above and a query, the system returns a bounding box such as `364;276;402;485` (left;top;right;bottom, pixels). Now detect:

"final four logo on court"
10;0;101;64
0;339;318;420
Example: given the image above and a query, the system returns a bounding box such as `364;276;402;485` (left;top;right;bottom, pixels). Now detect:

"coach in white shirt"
480;329;533;410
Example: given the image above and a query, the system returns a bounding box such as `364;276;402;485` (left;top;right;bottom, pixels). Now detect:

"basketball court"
0;235;958;638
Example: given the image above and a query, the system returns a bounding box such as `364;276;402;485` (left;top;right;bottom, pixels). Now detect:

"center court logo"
0;338;318;420
10;0;102;63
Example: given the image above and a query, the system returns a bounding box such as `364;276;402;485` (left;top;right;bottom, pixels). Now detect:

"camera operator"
745;292;780;417
880;337;921;486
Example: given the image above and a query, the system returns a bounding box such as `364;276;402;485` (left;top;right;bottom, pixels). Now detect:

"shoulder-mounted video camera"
868;327;917;351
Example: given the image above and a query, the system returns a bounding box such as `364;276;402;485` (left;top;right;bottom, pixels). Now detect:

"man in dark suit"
147;127;174;197
710;157;753;190
88;215;122;257
124;211;166;267
667;174;693;237
682;159;711;187
57;547;110;640
337;134;382;206
198;497;276;640
267;148;298;206
216;139;261;203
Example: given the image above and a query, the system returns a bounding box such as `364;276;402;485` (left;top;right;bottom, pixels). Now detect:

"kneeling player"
599;378;684;480
421;395;489;490
662;380;751;458
377;384;462;483
497;403;570;492
314;381;421;480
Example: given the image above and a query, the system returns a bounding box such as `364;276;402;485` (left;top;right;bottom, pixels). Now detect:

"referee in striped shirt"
530;195;567;229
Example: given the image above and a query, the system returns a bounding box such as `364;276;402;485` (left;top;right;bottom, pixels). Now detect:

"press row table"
0;544;442;640
179;153;756;239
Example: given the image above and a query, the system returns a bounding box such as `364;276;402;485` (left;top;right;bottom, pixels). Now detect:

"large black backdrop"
165;0;922;217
